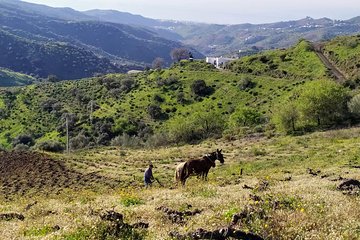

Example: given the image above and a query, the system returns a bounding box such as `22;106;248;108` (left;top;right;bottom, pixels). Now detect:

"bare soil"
0;151;119;199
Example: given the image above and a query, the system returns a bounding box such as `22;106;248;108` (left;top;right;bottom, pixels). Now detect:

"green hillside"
226;40;329;80
323;35;360;81
1;38;358;150
0;68;36;86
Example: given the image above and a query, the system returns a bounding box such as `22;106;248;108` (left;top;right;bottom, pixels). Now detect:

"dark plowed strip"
0;151;119;198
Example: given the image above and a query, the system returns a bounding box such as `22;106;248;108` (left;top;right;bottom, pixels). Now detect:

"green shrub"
251;147;267;156
191;80;214;97
272;102;300;133
238;77;256;90
348;94;360;117
70;133;90;150
229;107;264;128
167;111;225;143
36;140;65;153
60;221;146;240
23;225;55;237
111;134;143;148
13;143;30;152
273;80;349;132
12;134;34;147
297;80;349;126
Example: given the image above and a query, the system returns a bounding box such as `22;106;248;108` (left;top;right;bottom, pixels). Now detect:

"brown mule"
176;149;224;186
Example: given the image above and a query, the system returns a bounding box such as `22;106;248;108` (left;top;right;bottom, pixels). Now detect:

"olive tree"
297;80;349;126
152;57;164;70
170;48;190;62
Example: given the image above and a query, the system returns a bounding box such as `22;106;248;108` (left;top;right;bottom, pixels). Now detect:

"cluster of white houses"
205;56;235;68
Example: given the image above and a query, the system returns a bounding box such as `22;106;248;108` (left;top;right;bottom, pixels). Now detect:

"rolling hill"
323;35;360;81
0;68;36;87
0;0;202;80
2;36;358;149
84;9;360;56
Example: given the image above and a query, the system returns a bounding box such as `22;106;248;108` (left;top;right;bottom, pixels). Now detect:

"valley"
0;1;359;239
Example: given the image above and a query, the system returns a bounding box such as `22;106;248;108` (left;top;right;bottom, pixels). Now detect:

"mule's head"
216;149;224;164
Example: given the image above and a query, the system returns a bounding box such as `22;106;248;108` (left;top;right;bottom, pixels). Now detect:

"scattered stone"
156;206;202;224
231;206;266;226
255;180;269;191
24;201;38;211
169;227;264;240
0;213;25;221
52;225;61;231
132;222;149;229
330;176;344;181
243;184;254;190
307;168;321;176
99;210;148;237
101;210;124;223
337;179;360;195
249;194;262;202
283;176;292;181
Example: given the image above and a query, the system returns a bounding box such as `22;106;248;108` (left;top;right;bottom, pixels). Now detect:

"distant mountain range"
0;0;359;80
0;0;202;80
83;10;360;56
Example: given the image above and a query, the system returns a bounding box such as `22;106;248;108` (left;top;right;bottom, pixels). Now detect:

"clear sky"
23;0;360;24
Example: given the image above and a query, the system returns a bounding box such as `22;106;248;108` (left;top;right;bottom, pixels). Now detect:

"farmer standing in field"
144;164;154;188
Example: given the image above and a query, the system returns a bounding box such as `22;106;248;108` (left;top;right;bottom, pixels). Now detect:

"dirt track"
0;151;119;199
312;43;346;82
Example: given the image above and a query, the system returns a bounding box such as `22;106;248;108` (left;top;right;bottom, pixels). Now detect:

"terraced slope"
322;35;360;81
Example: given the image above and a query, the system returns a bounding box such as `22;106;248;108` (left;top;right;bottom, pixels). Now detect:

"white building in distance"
206;56;236;68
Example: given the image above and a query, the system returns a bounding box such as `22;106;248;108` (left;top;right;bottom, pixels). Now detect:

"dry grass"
0;128;360;239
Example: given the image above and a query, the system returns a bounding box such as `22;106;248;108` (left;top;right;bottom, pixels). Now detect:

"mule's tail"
175;167;180;182
179;162;188;185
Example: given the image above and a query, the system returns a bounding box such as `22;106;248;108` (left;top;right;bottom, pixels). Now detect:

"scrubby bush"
191;80;214;97
111;134;143;148
145;133;170;147
36;140;65;153
147;105;167;120
112;118;138;136
40;98;58;112
348;94;360;117
238;77;256;90
272;103;300;133
13;143;30;151
297;80;349;126
229;107;264;127
152;57;164;70
153;94;165;103
120;77;136;93
70;133;90;150
12;134;34;147
167;111;225;143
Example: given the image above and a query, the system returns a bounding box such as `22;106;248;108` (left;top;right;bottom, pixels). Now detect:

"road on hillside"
312;43;346;82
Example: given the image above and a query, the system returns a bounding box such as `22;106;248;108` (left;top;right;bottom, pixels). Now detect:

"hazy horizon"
22;0;360;24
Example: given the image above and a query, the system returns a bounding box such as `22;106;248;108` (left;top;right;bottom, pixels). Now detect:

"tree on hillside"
170;48;190;62
272;102;300;133
152;57;164;70
348;94;360;118
297;80;349;126
273;80;349;133
191;80;214;97
47;74;59;83
229;107;264;127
